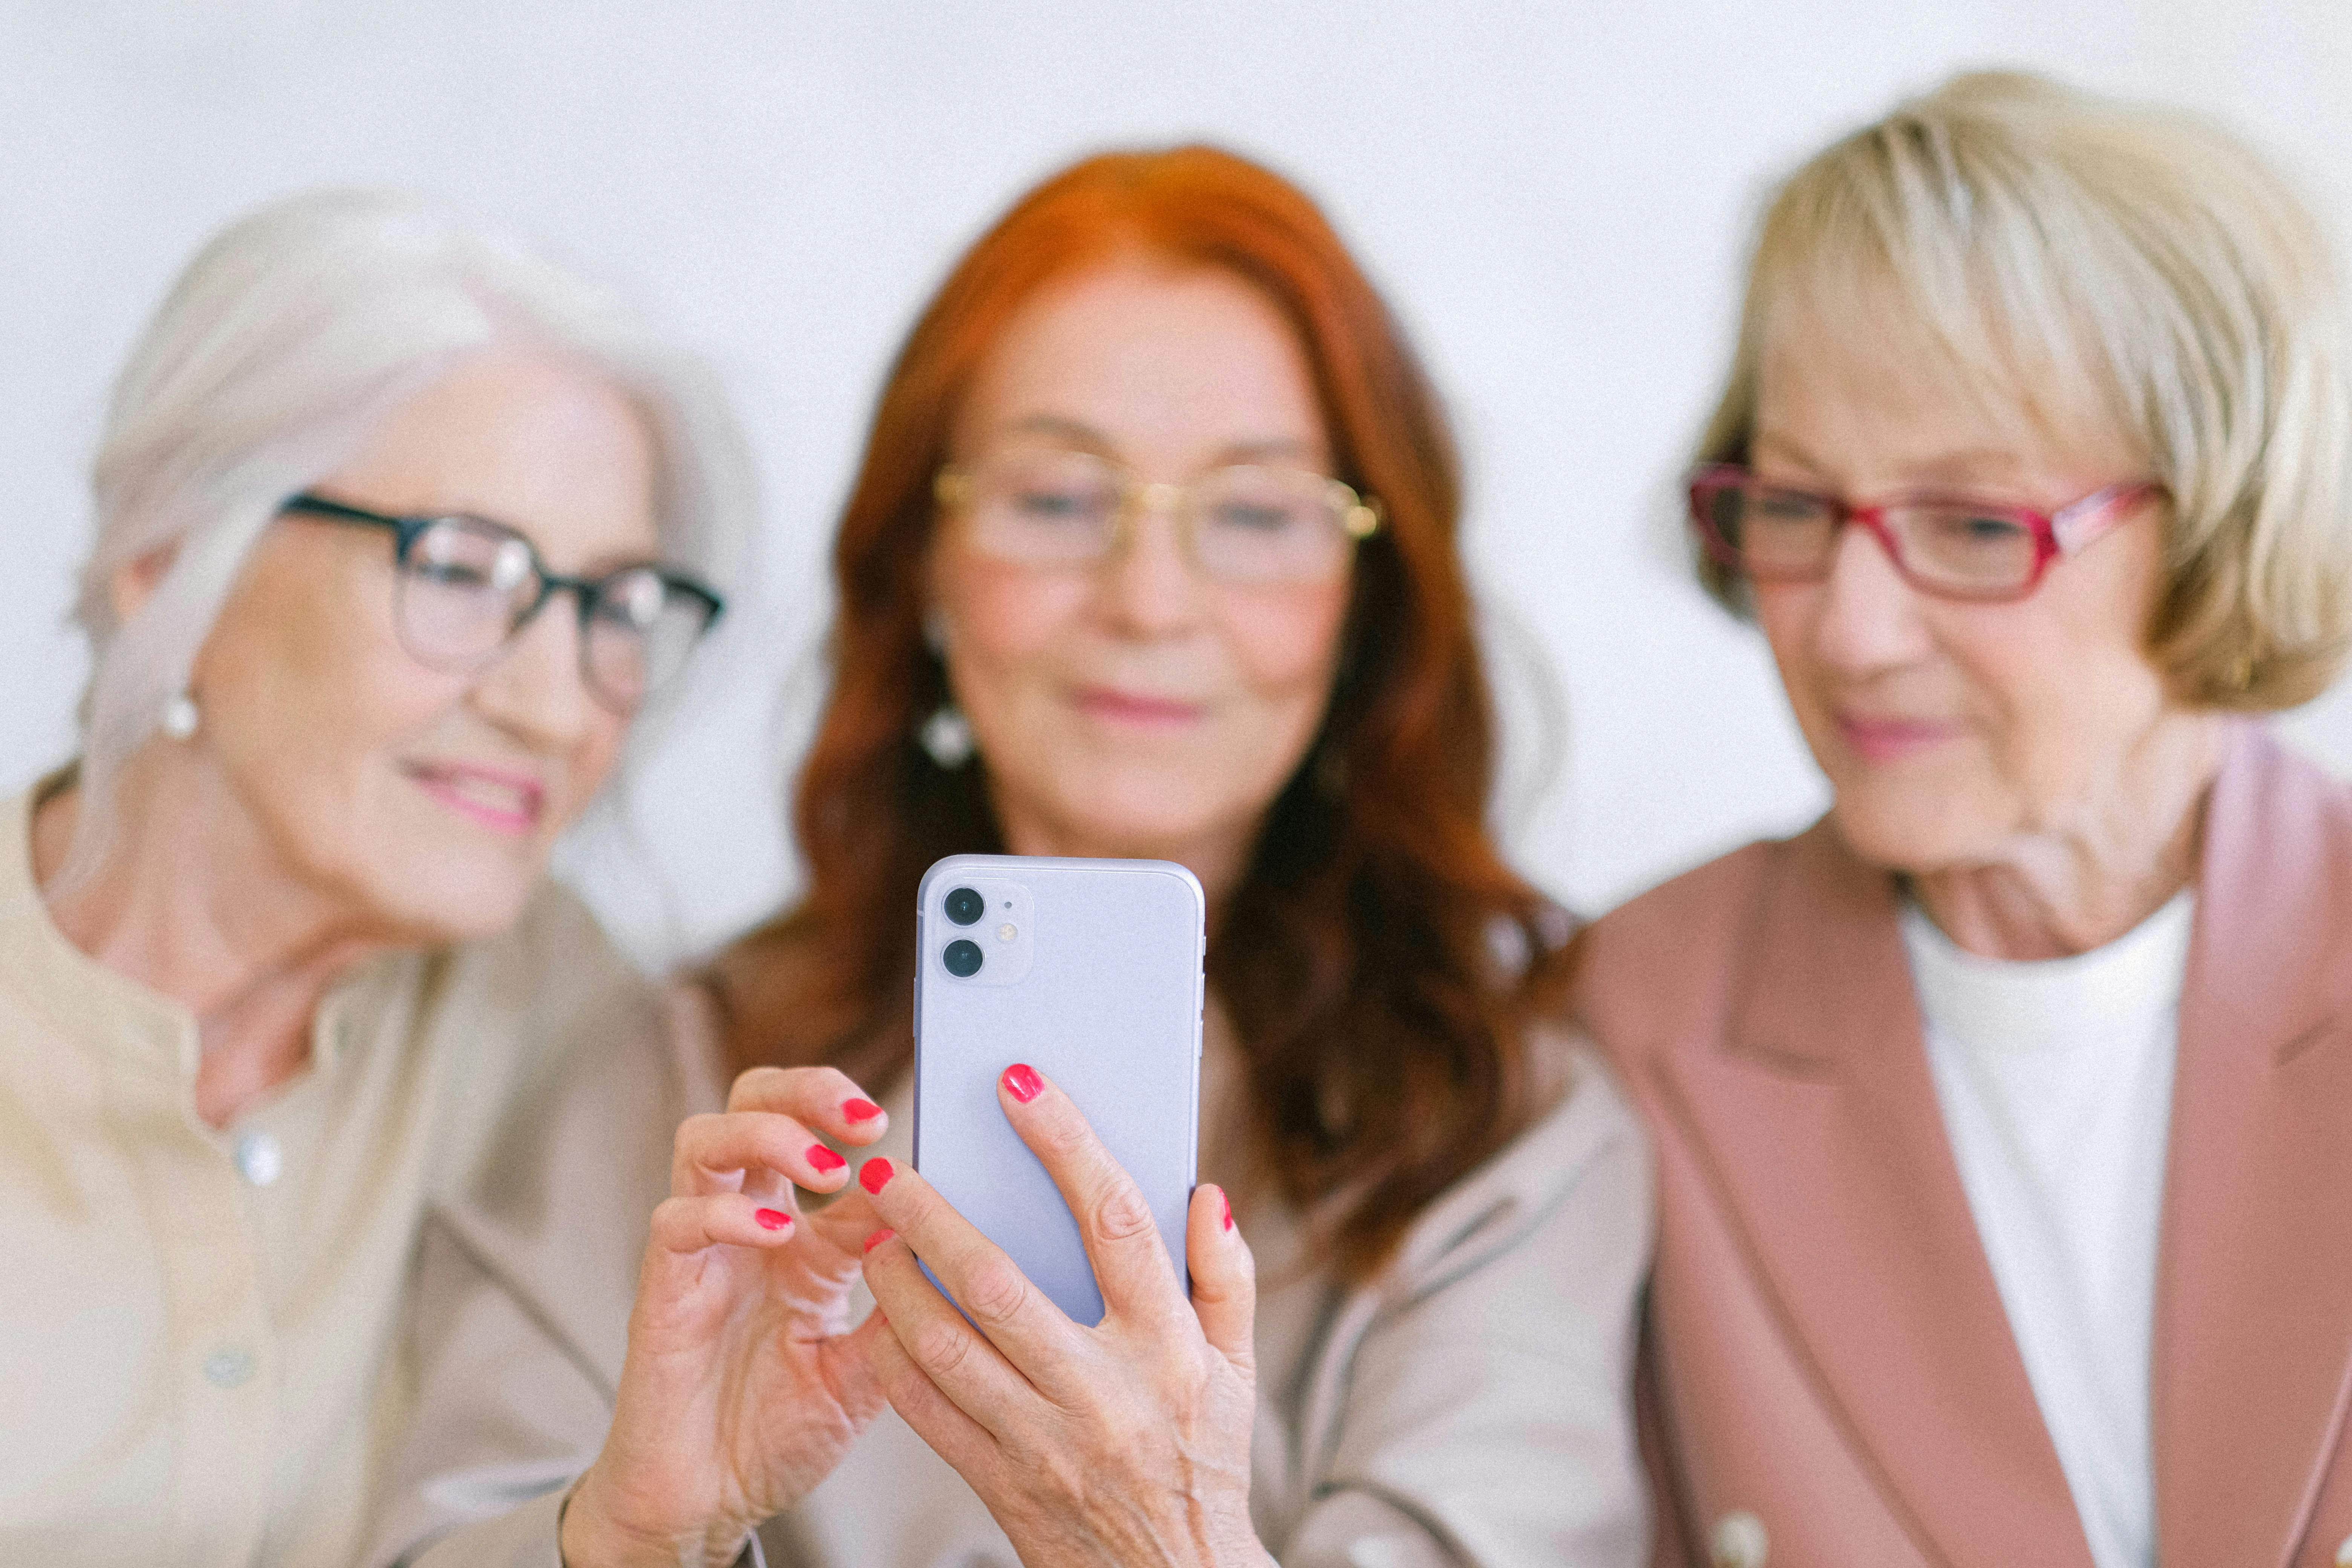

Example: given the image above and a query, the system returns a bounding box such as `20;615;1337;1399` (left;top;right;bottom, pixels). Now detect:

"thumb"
1186;1184;1255;1374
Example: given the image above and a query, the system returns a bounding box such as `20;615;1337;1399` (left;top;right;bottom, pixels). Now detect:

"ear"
109;544;177;627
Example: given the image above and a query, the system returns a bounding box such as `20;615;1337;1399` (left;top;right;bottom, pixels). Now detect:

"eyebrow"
990;415;1328;469
999;415;1115;452
1749;431;2034;492
305;491;671;578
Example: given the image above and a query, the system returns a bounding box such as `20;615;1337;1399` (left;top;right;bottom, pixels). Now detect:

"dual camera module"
934;876;1032;984
941;885;988;976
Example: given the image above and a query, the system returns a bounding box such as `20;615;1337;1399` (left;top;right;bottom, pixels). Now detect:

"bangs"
1743;121;2138;461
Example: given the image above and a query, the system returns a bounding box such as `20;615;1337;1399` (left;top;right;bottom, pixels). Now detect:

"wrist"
559;1458;752;1568
1196;1500;1275;1568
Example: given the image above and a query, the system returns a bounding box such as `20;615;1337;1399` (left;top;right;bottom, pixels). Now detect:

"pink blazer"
1576;726;2352;1568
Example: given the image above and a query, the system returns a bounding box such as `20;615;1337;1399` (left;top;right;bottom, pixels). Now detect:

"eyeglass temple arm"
2051;482;2161;554
282;493;396;528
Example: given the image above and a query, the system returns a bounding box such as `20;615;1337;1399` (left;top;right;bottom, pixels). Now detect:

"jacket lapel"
1660;820;2093;1568
2154;728;2352;1567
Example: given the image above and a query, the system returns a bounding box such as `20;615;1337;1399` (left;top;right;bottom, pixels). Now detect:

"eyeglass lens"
962;447;1361;585
392;515;708;711
1702;477;2043;595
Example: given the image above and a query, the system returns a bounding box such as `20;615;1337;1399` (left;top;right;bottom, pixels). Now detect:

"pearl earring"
160;691;200;741
916;608;972;767
918;703;975;769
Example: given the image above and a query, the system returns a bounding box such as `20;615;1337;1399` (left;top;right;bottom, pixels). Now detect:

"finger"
727;1064;890;1145
848;1294;999;1481
1186;1184;1257;1374
996;1064;1187;1331
670;1109;848;1199
861;1227;1049;1440
632;1194;799;1355
854;1157;1087;1389
796;1184;883;1261
646;1191;799;1257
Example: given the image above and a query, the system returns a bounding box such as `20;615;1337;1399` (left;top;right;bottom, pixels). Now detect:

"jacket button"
2333;1533;2352;1568
235;1132;282;1187
1712;1511;1768;1568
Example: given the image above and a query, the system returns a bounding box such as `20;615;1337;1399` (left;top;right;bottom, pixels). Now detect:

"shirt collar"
0;777;384;1090
1899;889;2196;1055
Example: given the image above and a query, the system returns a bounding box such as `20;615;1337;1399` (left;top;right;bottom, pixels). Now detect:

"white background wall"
5;2;2349;967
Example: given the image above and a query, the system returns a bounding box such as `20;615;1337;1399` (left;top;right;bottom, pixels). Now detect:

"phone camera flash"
997;922;1018;942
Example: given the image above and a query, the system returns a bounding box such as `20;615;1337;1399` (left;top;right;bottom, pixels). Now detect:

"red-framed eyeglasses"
1687;462;2164;603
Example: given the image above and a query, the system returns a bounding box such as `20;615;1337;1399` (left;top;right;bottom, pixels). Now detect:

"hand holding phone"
857;1064;1264;1568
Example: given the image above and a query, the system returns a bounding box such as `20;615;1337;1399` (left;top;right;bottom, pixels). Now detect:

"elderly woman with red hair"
379;147;1652;1568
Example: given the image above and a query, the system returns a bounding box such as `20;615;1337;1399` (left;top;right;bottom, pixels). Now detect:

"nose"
1095;487;1207;637
1809;521;1934;675
469;594;601;750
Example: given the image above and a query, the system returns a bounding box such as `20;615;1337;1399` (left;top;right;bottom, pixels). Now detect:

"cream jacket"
372;1001;1654;1568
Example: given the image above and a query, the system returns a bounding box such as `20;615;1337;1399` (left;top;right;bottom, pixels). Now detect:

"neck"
34;752;400;1127
993;800;1256;927
1908;714;2226;961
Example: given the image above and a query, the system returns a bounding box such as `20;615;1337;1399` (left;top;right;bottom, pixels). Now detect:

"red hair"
709;145;1570;1280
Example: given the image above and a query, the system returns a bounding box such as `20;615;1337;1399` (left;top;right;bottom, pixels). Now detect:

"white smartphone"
913;853;1205;1326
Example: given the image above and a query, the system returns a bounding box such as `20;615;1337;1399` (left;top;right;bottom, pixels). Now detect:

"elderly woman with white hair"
1576;72;2352;1568
0;191;901;1567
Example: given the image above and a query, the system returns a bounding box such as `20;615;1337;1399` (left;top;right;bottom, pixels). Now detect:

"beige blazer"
1574;725;2352;1568
366;1004;1655;1568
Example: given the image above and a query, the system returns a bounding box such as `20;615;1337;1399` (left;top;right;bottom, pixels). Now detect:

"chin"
1824;785;2004;880
357;848;542;946
1051;778;1228;859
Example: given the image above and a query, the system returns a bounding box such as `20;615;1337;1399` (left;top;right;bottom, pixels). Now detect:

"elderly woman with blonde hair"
1575;72;2352;1568
0;191;905;1566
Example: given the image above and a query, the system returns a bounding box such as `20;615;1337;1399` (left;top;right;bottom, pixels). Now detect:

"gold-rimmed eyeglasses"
934;445;1382;587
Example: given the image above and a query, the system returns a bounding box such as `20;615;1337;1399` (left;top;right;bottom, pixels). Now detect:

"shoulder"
450;878;650;1018
1579;839;1779;981
1377;1037;1652;1312
406;881;678;1188
2219;724;2352;870
1288;1037;1651;1558
406;966;727;1388
1570;836;1790;1076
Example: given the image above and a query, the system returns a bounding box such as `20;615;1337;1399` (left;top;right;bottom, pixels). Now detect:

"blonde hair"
1696;69;2352;709
64;187;754;885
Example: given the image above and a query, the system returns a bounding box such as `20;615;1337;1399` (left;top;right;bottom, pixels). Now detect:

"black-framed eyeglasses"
280;492;723;714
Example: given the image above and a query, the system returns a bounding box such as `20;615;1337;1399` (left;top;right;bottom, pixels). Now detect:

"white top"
1902;892;2194;1568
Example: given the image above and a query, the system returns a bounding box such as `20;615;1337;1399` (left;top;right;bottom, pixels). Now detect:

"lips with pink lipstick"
1833;710;1967;765
1070;685;1208;729
404;760;547;837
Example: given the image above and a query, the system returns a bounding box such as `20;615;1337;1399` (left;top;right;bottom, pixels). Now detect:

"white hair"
64;186;756;885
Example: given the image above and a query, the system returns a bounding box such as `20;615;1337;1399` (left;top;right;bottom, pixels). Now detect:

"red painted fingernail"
807;1143;847;1174
843;1098;884;1122
1222;1190;1234;1231
1001;1063;1044;1103
864;1227;895;1253
756;1208;792;1231
859;1158;895;1194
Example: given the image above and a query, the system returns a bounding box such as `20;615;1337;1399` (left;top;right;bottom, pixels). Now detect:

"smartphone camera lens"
944;887;986;926
942;938;984;977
